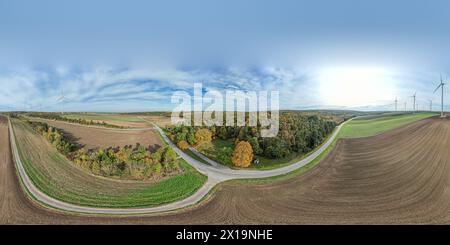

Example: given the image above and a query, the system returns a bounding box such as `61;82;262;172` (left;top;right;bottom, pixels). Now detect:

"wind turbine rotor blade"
434;84;442;93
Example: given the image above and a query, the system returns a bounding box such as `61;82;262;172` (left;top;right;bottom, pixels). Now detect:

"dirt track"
3;116;450;224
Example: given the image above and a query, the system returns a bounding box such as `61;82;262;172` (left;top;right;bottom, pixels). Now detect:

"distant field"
63;113;150;128
339;112;437;138
29;117;163;150
11;118;206;208
64;113;144;122
63;113;173;128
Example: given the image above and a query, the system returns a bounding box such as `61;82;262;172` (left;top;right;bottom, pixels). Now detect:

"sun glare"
318;66;395;107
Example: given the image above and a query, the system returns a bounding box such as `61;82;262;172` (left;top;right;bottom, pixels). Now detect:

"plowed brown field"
2;116;450;224
28;117;162;150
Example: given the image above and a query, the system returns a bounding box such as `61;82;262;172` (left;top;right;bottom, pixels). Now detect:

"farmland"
3;113;450;224
191;116;450;224
338;112;436;138
28;117;162;150
62;113;150;128
61;112;172;128
9;117;206;208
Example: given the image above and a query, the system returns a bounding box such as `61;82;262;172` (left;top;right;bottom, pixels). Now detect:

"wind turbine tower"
394;97;398;111
411;92;416;113
429;99;432;112
434;74;446;118
57;89;65;114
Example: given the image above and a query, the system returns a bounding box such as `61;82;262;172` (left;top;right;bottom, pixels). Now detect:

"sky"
1;0;450;112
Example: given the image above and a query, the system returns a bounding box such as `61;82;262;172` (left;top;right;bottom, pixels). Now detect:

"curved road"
8;116;350;214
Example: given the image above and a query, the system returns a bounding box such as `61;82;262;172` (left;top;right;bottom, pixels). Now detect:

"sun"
318;66;395;107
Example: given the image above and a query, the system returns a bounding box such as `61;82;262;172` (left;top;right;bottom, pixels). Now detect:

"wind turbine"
429;99;432;112
57;89;65;114
404;101;407;112
394;97;398;111
411;92;416;113
433;74;445;118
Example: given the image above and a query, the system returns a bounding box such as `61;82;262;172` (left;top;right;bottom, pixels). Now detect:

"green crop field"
11;118;206;208
339;112;437;138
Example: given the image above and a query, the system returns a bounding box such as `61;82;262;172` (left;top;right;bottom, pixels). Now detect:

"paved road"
8;116;350;214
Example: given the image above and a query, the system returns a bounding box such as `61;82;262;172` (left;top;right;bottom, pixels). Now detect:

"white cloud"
0;66;445;112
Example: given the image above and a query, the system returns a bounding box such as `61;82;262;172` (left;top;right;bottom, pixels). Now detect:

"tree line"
25;119;180;180
26;112;125;129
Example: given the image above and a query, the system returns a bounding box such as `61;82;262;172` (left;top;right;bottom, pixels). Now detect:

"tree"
195;128;212;144
91;160;102;175
217;127;228;140
175;132;187;143
163;147;177;165
154;163;162;175
232;141;253;168
177;140;190;150
152;147;164;163
186;130;196;145
248;137;262;155
262;137;290;158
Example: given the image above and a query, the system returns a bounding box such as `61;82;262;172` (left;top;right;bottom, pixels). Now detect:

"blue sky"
1;0;450;112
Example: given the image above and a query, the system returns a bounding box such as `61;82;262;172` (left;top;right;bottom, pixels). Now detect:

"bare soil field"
63;113;151;128
29;117;162;150
139;115;172;127
63;113;172;128
3;116;450;224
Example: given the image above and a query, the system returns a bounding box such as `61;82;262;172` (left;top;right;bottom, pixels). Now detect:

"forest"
166;112;337;167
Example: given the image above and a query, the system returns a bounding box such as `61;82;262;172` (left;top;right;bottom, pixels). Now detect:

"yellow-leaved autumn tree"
195;128;213;151
177;140;190;150
232;141;253;168
195;128;213;144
